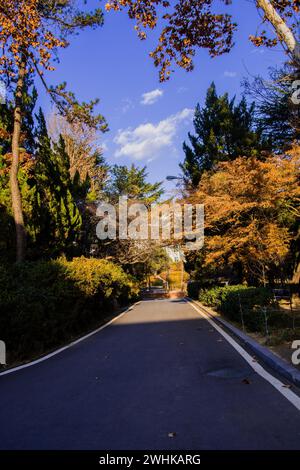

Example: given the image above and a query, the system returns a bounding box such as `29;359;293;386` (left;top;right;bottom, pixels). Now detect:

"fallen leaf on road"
242;378;251;385
168;432;177;438
282;384;292;389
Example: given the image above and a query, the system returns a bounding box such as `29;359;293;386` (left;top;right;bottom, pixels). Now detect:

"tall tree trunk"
10;57;26;262
257;0;300;62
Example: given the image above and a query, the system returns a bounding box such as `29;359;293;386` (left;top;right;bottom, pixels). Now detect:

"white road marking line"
0;303;137;377
187;299;300;411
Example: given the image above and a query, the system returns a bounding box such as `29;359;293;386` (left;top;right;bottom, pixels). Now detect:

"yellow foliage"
189;148;300;282
0;0;67;75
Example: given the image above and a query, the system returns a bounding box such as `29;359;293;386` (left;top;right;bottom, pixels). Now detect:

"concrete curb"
188;298;300;388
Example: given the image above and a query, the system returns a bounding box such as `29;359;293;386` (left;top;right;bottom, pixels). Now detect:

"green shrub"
219;287;273;331
0;257;139;363
199;285;248;308
199;285;274;331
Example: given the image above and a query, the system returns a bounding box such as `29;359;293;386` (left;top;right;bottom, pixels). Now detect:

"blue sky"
38;0;285;191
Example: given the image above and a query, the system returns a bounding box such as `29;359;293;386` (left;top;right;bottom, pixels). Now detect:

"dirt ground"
247;330;300;372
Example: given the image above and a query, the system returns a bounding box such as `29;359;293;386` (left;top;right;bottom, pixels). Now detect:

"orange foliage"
190;148;300;282
105;1;300;81
0;1;67;76
0;152;34;177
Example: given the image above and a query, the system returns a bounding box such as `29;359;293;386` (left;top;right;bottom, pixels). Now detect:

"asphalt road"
1;299;300;450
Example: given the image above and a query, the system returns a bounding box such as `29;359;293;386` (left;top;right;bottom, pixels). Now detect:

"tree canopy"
0;0;107;260
105;164;164;204
180;82;269;188
105;0;300;81
243;64;300;151
189;150;300;285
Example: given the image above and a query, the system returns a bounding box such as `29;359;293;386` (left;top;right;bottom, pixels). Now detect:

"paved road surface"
1;299;300;450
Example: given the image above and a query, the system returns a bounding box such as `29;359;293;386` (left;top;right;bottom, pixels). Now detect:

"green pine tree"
105;164;164;205
34;109;82;256
181;82;269;188
0;82;38;260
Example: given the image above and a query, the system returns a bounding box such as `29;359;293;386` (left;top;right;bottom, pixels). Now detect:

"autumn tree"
190;151;300;285
0;1;107;261
105;0;300;81
181;82;269;188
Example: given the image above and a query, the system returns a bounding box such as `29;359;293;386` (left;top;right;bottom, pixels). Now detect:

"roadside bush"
199;285;248;308
220;287;274;331
199;285;274;331
0;257;139;363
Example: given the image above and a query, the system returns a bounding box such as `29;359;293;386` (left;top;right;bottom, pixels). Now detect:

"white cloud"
141;88;163;105
224;71;237;78
114;108;193;161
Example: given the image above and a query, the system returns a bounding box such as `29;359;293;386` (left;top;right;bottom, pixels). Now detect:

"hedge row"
0;257;139;363
197;285;278;332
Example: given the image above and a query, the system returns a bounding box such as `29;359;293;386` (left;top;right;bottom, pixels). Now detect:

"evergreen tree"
105;164;163;205
181;83;269;188
0;79;37;157
242;64;300;151
48;113;109;203
0;1;106;261
0;83;37;260
34;109;82;256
